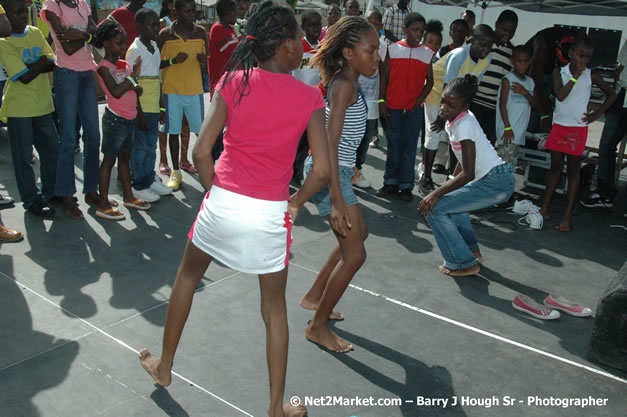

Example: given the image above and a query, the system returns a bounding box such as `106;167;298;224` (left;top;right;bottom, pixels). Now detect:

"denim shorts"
304;155;358;217
102;108;134;158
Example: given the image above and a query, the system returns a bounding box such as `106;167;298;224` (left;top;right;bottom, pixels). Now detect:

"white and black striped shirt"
326;92;367;168
472;41;514;110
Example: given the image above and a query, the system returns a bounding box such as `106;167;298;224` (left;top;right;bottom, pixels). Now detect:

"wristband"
376;99;385;103
87;33;92;44
540;115;550;120
570;77;578;84
126;76;138;87
504;127;513;131
169;58;174;65
160;107;166;112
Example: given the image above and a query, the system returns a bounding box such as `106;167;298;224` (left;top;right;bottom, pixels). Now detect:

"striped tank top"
325;78;368;168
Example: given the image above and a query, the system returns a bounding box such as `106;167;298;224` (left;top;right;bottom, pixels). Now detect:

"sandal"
96;207;126;220
159;162;171;176
123;199;151;211
179;161;197;174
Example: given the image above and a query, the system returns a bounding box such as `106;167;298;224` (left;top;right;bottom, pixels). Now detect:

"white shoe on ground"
150;180;173;196
133;187;160;203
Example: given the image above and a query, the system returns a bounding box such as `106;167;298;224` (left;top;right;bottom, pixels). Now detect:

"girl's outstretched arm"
419;139;476;217
326;77;356;237
289;108;330;221
583;72;616;124
192;92;227;190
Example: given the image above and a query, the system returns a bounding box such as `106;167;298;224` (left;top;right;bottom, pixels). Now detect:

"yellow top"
160;25;206;96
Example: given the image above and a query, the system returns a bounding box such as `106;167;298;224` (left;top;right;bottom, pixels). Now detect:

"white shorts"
424;102;449;151
188;186;292;274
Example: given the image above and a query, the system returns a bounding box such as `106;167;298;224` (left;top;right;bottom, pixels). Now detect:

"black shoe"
432;163;447;174
376;184;399;197
399;189;413;202
580;194;613;208
418;177;436;195
27;199;55;217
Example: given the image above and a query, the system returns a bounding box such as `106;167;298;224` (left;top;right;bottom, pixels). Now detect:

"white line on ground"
0;272;253;416
290;261;627;385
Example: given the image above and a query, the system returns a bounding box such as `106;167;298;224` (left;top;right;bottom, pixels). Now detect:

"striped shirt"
472;41;514;110
326;87;367;168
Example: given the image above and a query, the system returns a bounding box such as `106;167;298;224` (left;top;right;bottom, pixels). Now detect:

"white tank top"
553;66;591;127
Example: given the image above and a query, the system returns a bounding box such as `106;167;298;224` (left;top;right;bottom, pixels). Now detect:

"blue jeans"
131;112;159;190
597;88;626;198
7;114;59;208
384;108;423;190
426;167;515;270
53;67;100;196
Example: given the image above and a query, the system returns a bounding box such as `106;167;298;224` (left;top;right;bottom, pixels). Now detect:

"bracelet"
169;58;174;65
504;126;513;131
126;76;138;87
87;33;92;44
376;99;385;103
160;107;166;112
570;77;578;84
540;115;550;120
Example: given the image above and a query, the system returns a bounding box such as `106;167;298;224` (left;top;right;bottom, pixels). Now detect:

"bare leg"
169;134;180;171
258;267;306;417
98;156;116;211
139;241;212;386
159;131;170;174
118;150;135;204
180;117;191;165
422;148;437;179
540;151;565;219
305;204;367;353
557;154;581;232
299;246;345;320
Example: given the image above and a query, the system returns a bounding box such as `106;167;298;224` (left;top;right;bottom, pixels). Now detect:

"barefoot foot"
555;219;571;232
63;196;83;219
300;297;344;320
283;403;307;417
139;348;172;387
439;264;480;277
539;208;550;219
472;251;483;264
305;324;353;353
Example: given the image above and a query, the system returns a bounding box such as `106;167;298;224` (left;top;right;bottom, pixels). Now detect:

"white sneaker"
354;170;371;188
133;187;160;203
512;199;539;215
150;180;173;196
525;210;543;230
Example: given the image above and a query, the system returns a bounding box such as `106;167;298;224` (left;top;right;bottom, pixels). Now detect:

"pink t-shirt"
41;0;96;71
96;59;137;120
214;68;325;201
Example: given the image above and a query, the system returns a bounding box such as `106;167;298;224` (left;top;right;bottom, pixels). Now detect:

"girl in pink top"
42;0;100;219
139;6;330;417
93;19;149;220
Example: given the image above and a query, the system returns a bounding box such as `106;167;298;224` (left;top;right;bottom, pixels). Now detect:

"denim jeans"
7;114;59;208
53;67;100;196
426;167;515;270
131;112;159;190
384;108;423;190
597;88;626;198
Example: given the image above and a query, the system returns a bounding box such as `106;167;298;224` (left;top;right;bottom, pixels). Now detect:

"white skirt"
188;186;292;274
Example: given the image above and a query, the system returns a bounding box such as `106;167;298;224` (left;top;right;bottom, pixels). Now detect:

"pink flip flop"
179;161;197;174
512;295;560;320
543;294;592;317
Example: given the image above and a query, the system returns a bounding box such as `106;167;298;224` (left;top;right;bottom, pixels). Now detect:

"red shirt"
109;6;139;49
209;23;239;96
386;41;433;110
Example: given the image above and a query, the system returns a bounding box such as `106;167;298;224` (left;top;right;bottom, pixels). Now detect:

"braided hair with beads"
92;17;126;49
220;2;299;104
309;16;373;86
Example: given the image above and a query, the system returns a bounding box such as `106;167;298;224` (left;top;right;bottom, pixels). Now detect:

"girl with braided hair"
300;16;380;353
419;75;515;277
139;4;329;417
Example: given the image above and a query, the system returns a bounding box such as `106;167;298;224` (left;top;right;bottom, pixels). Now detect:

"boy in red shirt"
208;0;238;97
109;0;147;48
377;12;434;201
